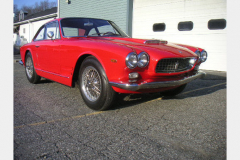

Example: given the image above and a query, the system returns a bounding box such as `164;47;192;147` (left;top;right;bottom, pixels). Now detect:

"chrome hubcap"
82;66;101;102
26;57;33;78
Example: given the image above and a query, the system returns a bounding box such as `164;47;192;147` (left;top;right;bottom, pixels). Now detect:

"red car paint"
20;18;206;95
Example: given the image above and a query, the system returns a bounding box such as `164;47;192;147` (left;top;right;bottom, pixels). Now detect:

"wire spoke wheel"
26;57;34;79
82;66;102;102
24;52;41;84
79;56;116;110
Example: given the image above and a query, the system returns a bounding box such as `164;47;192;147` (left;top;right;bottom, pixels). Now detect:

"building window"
208;19;226;30
23;28;25;34
153;23;166;32
178;21;193;31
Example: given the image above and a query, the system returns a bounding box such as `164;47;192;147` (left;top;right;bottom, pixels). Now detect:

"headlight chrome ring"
200;50;207;62
126;52;138;69
137;52;149;68
194;50;201;57
126;52;150;69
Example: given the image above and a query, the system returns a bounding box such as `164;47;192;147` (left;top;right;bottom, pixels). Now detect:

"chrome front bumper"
109;71;206;91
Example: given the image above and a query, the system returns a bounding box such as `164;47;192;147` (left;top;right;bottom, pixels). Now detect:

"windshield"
60;18;129;37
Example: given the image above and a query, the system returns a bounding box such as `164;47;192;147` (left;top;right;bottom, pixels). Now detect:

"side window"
45;21;60;39
35;27;45;41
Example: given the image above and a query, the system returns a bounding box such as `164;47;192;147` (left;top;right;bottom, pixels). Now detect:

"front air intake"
156;58;193;73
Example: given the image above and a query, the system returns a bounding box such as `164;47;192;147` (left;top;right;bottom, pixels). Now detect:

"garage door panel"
133;0;226;71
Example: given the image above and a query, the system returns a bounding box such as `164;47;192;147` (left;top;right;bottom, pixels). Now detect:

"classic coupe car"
20;17;207;110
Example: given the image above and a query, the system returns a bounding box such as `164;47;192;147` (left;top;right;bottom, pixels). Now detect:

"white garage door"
132;0;227;71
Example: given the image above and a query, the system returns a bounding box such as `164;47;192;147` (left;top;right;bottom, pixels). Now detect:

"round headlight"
137;52;149;68
126;52;138;69
200;50;207;62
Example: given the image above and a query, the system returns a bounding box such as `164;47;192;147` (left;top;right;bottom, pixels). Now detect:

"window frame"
60;18;128;38
33;20;61;42
45;21;61;40
33;25;46;41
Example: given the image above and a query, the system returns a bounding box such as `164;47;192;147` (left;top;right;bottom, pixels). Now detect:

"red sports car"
20;17;207;110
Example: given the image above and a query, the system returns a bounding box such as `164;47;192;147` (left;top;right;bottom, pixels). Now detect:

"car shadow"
110;72;226;110
38;78;54;84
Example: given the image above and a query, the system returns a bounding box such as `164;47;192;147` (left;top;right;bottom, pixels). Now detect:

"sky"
14;0;57;9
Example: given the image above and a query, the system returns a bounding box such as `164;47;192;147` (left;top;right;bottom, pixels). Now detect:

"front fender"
20;46;35;66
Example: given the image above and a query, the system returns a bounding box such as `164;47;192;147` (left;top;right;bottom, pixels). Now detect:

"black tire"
25;52;41;84
161;84;187;97
79;56;116;110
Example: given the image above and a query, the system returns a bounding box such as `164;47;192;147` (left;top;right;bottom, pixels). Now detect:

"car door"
30;25;46;71
37;21;61;74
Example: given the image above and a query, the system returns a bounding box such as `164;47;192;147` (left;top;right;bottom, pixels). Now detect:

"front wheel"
79;56;116;110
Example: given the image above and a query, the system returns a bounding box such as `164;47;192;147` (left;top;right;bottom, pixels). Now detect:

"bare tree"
14;0;57;22
33;2;41;13
14;4;19;21
16;0;57;15
21;5;34;14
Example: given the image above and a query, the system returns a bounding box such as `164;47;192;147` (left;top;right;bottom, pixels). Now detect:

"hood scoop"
144;39;168;45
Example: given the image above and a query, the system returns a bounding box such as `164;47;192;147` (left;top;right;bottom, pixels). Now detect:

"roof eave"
14;13;57;25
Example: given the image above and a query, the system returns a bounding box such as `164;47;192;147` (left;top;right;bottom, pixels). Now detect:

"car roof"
48;17;110;23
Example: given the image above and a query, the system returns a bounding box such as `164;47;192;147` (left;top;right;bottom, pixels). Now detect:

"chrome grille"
156;58;192;73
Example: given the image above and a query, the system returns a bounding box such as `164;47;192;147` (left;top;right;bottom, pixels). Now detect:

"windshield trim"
59;17;129;38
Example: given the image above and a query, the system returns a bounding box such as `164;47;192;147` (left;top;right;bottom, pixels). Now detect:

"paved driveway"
14;62;226;159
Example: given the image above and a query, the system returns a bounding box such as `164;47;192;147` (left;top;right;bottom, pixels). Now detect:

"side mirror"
47;31;54;39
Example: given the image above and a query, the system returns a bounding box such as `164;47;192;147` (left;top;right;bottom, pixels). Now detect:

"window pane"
45;21;60;39
153;23;166;32
35;27;45;41
208;19;226;30
178;21;193;31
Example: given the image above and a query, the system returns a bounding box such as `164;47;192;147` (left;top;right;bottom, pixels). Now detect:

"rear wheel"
25;52;41;84
79;56;116;110
161;84;187;97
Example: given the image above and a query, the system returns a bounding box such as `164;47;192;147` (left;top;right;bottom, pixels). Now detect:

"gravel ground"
14;61;226;160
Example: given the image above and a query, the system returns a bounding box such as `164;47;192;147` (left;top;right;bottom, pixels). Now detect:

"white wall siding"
19;23;29;41
59;0;132;36
133;0;227;71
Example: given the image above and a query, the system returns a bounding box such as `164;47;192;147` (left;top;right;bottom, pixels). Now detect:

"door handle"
35;45;40;48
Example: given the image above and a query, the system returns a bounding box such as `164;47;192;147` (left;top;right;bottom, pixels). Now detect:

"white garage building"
14;7;58;45
60;0;226;71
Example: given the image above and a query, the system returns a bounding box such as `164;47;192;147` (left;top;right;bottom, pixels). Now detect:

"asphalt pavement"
14;57;226;159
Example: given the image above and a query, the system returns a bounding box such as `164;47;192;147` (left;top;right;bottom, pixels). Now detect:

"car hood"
86;37;197;58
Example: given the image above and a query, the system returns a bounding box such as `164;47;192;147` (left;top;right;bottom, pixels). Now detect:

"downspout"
57;0;60;18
